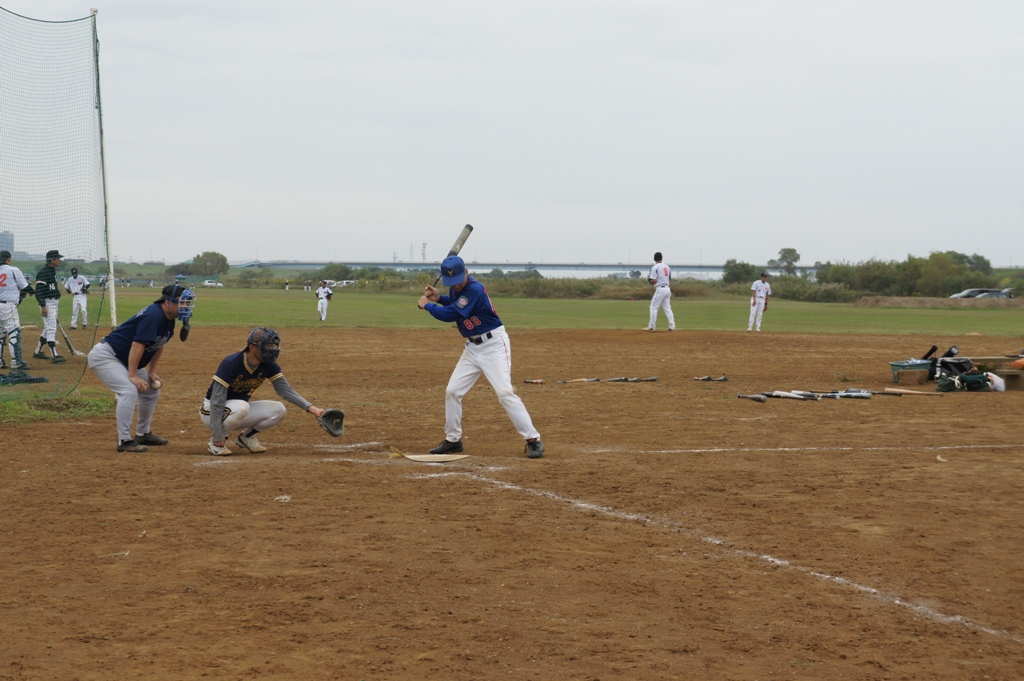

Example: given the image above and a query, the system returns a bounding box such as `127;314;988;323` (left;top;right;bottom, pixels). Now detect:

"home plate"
401;453;470;463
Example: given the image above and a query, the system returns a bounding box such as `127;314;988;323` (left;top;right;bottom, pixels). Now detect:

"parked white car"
201;280;224;288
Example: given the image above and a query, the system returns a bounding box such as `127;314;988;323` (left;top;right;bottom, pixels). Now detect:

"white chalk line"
589;443;1022;455
413;470;1023;644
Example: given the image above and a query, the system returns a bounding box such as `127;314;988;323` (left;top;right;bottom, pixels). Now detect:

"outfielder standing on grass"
748;272;771;332
315;280;332;321
33;249;66;363
0;249;34;371
64;267;90;329
417;255;545;459
200;327;326;456
645;251;675;332
87;283;193;453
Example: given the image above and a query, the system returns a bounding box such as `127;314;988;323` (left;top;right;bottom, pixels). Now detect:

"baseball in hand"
150;379;163;390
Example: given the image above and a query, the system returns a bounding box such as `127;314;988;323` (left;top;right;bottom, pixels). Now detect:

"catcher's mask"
247;327;281;363
71;267;79;276
177;288;196;323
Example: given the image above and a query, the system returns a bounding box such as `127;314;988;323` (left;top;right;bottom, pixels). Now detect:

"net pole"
91;8;117;327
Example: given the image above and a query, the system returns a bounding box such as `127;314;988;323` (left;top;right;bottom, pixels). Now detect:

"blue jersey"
205;351;284;402
425;277;502;338
100;303;176;369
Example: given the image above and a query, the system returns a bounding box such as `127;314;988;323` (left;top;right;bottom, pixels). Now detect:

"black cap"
154;283;186;304
46;249;64;260
0;250;10;261
760;272;768;277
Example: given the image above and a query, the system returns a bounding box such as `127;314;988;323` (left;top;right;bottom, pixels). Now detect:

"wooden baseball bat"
56;321;85;356
737;393;768;402
556;378;600;384
693;376;728;382
883;387;943;396
523;379;544;384
629;376;660;382
602;377;630;382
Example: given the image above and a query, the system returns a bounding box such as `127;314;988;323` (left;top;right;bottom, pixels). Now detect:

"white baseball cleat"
237;432;267;453
207;439;232;456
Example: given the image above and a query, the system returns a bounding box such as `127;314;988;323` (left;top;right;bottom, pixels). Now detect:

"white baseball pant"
71;294;88;327
648;286;675;330
748;298;766;331
443;326;539;442
200;399;286;435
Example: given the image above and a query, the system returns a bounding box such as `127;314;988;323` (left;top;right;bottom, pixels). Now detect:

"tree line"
724;249;1019;298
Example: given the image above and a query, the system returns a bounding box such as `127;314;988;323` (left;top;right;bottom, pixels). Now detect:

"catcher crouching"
199;327;344;456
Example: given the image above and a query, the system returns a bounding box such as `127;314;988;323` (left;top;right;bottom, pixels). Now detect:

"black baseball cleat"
429;439;464;454
117;439;148;453
33;352;47;359
50;355;67;364
135;432;169;446
525;439;545;459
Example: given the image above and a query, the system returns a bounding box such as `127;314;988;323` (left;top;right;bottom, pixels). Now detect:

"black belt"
467;331;493;345
0;300;9;304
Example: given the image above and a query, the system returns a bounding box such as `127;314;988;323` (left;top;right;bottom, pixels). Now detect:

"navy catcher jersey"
425;277;502;338
100;303;176;369
205;351;284;402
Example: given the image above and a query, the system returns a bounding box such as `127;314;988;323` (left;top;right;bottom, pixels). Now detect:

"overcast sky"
4;1;1023;267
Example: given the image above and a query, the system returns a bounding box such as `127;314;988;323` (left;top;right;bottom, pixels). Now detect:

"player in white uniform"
645;252;675;331
0;249;34;371
64;268;90;329
748;272;771;331
314;280;333;321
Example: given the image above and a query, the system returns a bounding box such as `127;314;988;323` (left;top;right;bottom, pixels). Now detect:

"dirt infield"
2;328;1023;680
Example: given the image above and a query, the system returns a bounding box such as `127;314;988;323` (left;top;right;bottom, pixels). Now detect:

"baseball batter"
200;327;325;456
87;284;190;452
646;252;675;331
0;249;34;371
33;249;66;363
314;280;332;321
748;272;771;331
64;267;90;329
417;255;544;459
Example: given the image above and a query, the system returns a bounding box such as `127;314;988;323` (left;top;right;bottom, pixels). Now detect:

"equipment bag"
936;369;992;392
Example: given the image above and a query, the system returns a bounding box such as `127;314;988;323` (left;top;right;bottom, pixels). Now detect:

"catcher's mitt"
319;408;345;437
326;293;333;301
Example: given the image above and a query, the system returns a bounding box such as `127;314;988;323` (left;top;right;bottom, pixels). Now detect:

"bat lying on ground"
808;388;900;397
556;378;600;384
737;393;768;402
694;376;728;382
523;379;544;384
793;390;869;400
883;387;943;397
603;376;661;383
761;390;813;401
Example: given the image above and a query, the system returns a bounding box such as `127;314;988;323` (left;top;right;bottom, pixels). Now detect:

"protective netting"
0;6;109;397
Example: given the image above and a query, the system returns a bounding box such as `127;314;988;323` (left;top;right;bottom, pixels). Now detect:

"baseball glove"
318;408;345;437
326;293;333;301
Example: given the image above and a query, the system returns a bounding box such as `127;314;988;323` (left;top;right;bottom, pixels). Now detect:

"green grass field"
80;288;1024;337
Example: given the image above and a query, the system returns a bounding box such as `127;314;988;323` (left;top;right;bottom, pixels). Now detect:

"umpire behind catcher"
200;327;326;456
87;284;193;453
